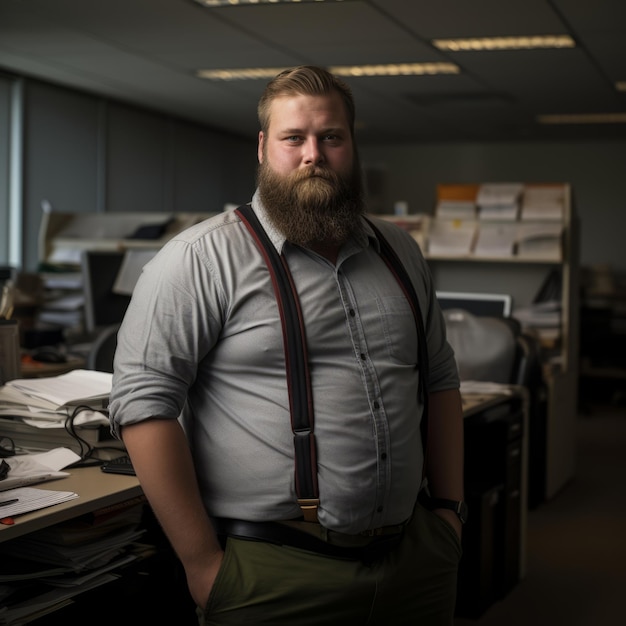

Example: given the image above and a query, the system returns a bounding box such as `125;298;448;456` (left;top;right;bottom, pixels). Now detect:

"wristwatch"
427;498;469;524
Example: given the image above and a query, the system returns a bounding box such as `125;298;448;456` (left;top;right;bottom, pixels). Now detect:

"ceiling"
1;0;626;144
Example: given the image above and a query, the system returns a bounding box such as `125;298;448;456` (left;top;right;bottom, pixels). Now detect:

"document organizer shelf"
424;182;579;504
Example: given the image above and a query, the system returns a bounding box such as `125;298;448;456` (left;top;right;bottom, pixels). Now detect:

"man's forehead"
267;93;350;129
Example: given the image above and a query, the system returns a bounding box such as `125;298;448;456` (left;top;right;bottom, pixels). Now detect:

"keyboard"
100;455;136;475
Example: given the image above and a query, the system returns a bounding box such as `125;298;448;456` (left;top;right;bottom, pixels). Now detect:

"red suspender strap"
236;205;319;522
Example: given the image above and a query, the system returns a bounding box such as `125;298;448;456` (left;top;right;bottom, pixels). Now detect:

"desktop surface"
0;466;142;543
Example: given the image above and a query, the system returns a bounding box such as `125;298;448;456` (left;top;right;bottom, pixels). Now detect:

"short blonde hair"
257;65;356;136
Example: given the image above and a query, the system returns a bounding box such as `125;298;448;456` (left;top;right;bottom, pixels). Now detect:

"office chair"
87;324;120;373
444;308;548;507
443;309;518;384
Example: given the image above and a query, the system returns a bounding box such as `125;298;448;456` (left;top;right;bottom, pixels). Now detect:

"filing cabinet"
456;392;526;617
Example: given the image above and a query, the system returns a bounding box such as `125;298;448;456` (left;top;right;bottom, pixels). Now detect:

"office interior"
1;1;625;624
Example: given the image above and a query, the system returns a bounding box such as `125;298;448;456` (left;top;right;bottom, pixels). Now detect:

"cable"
63;405;100;462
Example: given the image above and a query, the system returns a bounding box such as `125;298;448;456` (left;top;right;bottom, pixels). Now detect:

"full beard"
257;158;365;249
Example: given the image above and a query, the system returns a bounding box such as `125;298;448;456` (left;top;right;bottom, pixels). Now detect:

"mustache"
293;166;337;182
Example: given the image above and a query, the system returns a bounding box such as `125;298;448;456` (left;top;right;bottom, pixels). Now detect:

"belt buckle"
361;527;384;537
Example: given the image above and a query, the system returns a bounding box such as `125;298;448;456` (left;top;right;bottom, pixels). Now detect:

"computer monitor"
81;250;132;334
436;291;512;317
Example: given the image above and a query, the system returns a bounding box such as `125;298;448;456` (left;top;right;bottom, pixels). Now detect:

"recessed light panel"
433;35;575;52
537;112;626;124
197;63;459;80
194;0;351;6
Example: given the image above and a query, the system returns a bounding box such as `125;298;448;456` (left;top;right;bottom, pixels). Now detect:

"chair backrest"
87;323;120;373
443;309;517;384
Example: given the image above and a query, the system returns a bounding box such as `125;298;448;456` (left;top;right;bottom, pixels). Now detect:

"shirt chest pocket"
378;295;418;365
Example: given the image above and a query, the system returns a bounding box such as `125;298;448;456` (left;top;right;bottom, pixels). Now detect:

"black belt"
212;517;403;561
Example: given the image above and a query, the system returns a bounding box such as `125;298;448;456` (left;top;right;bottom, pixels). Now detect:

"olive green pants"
198;502;462;626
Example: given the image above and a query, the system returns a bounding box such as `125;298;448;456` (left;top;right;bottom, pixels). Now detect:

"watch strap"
419;493;468;523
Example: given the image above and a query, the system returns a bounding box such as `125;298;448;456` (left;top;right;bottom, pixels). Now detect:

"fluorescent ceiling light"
537;112;626;125
197;62;459;80
433;35;575;51
331;63;459;77
194;0;349;6
197;67;290;80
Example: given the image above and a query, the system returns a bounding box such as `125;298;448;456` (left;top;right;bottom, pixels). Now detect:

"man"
109;65;465;625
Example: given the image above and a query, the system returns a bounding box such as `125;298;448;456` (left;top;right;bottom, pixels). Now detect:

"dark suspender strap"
364;217;430;453
236;205;319;522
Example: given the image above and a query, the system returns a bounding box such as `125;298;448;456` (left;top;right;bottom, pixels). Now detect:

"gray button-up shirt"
109;192;459;534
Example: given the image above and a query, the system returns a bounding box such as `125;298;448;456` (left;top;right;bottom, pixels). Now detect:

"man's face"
258;92;354;178
256;92;364;249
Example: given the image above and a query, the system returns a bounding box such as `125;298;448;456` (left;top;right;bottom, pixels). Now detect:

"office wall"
105;103;257;214
6;74;626;275
359;140;626;273
23;80;101;268
17;79;257;271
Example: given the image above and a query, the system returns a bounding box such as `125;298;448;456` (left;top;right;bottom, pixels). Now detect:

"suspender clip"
297;498;320;523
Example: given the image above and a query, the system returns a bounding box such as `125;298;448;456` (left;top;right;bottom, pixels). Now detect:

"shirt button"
373;401;380;409
360;353;366;360
349;309;355;317
377;506;383;513
381;452;387;460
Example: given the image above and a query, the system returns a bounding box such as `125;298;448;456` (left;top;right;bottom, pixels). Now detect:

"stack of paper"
436;200;476;220
516;223;562;260
0;500;149;625
0;447;81;491
476;183;524;221
474;223;518;257
521;184;565;221
0;485;78;516
0;370;120;457
427;219;477;257
0;414;122;457
512;300;562;346
37;271;85;331
435;183;478;220
1;369;112;412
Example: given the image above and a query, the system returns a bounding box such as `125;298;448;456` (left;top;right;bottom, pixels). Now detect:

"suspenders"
236;205;429;522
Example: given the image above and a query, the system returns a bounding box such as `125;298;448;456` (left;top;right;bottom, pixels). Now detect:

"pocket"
379;295;418;364
202;539;234;617
418;501;463;560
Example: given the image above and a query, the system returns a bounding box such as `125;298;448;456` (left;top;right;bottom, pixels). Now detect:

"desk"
1;392;525;622
0;466;142;543
0;466;198;625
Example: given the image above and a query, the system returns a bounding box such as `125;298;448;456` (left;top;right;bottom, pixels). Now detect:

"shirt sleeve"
108;236;223;439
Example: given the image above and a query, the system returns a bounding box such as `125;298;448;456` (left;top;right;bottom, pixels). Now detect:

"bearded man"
109;65;464;626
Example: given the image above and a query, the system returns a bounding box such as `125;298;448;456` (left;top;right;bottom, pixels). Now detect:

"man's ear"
257;131;264;163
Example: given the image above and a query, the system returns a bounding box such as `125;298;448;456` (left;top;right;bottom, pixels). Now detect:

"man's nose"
303;138;324;165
